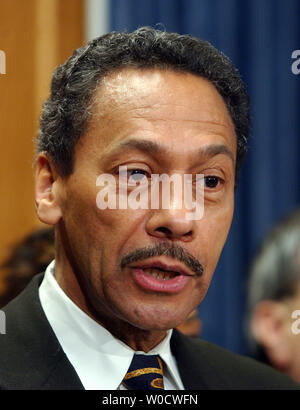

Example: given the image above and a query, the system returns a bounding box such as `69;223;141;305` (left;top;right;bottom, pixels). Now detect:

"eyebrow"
105;138;235;164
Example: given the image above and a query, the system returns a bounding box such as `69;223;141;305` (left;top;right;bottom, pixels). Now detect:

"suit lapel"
1;274;84;390
170;329;208;389
170;329;228;390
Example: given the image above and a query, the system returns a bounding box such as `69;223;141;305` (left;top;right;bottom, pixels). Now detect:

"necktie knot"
122;354;164;390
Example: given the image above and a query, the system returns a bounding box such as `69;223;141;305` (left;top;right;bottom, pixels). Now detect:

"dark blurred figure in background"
247;209;300;384
176;309;202;337
0;227;55;308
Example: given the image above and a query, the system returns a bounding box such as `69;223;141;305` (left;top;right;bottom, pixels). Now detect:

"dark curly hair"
37;27;250;184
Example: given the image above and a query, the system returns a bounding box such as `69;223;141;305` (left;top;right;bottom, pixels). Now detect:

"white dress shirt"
39;260;185;390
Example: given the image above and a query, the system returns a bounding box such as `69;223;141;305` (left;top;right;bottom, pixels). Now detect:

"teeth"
143;268;176;280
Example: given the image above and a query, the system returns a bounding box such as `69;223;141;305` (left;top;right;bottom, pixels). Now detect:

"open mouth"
143;267;180;281
131;266;190;293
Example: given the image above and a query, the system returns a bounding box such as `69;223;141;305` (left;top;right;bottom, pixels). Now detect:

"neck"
101;319;169;352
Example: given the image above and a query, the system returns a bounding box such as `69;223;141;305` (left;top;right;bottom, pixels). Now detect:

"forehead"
95;68;233;122
79;67;236;158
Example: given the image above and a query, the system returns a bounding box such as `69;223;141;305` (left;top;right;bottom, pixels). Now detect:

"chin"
127;307;189;332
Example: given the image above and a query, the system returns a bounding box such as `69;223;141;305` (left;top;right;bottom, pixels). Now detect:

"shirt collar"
39;260;184;390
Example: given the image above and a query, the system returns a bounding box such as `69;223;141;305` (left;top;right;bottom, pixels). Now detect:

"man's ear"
35;153;63;225
251;300;291;371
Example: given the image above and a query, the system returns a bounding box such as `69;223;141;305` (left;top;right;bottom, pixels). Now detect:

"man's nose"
146;208;195;242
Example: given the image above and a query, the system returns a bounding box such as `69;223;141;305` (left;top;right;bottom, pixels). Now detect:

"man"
0;27;298;390
247;209;300;384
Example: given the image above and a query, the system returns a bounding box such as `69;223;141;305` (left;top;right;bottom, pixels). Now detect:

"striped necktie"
122;354;164;390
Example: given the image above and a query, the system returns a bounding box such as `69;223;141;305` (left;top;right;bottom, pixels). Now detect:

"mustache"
120;242;203;277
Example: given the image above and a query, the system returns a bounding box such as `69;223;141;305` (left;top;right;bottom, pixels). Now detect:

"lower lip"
132;268;190;293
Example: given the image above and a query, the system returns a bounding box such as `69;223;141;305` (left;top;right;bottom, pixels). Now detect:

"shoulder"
171;330;300;390
0;274;68;389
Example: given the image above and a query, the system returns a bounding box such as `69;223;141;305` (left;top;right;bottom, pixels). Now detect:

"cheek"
64;184;149;274
59;180;110;275
98;209;152;278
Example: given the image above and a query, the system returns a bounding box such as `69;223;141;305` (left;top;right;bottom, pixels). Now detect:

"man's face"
50;68;236;343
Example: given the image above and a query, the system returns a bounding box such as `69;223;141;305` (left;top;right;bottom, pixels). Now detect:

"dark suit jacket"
0;274;299;390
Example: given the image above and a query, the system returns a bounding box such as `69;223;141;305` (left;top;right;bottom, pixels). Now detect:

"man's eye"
127;169;149;182
204;176;221;189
